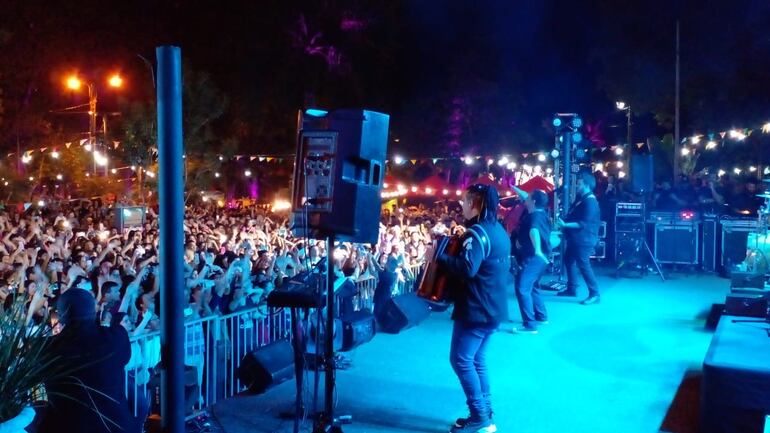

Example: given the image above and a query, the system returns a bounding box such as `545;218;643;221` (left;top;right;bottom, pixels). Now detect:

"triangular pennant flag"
601;147;607;151
65;142;72;148
747;129;754;136
522;153;528;158
250;156;257;161
432;158;439;164
410;159;417;165
23;203;31;211
258;157;266;162
637;143;645;148
719;131;727;139
79;138;88;145
39;147;47;153
266;157;275;162
235;155;242;160
113;141;120;148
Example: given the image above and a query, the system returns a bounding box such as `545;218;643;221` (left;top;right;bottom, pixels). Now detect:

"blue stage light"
305;108;329;117
572;132;583;143
572;117;583;128
552;117;562;127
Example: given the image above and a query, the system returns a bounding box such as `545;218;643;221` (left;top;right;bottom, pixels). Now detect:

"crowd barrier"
124;263;424;420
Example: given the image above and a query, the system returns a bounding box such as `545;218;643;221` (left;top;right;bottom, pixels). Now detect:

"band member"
437;184;509;433
556;170;601;305
512;189;551;333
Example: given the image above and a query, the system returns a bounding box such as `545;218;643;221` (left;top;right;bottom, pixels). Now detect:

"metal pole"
324;234;337;423
90;84;97;175
562;131;573;213
627;107;632;149
156;45;185;433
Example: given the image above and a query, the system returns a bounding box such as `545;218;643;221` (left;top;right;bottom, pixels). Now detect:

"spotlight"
487;158;494;166
616;161;624;168
56;174;63;180
575;148;586;159
463;156;474;165
706;141;717;150
614;147;624;156
51;151;60;159
393;155;404;165
750;166;757;172
552;117;562;127
506;162;517;170
571;117;583;128
594;163;604;172
718;169;726;177
618;171;626;178
550;149;560;158
571;132;583;143
733;167;742;175
537;154;546;162
681;147;690;156
616;101;627;110
497;156;509;166
244;170;252;177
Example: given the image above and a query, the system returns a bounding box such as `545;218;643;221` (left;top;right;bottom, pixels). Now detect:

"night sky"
1;0;769;157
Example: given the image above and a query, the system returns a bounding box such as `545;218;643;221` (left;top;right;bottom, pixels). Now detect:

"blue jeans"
449;320;498;422
564;243;600;297
515;256;548;328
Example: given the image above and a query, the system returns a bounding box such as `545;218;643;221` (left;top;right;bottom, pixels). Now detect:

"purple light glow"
291;14;348;71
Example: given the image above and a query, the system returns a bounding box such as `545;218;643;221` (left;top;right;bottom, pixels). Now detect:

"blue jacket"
438;217;510;325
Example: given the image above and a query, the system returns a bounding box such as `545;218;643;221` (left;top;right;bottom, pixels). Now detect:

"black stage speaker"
291;109;389;244
629;154;653;193
654;222;699;264
340;310;376;351
237;340;294;394
377;293;430;334
725;294;768;318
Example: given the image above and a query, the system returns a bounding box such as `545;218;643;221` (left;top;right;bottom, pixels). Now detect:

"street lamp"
65;72;124;175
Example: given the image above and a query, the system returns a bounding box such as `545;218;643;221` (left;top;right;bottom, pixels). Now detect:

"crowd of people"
596;172;767;215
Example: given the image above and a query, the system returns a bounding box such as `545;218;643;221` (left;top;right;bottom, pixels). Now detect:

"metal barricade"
125;306;290;418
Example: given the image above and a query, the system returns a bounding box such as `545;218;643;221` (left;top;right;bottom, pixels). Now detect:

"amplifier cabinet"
654;222;699;264
720;218;758;269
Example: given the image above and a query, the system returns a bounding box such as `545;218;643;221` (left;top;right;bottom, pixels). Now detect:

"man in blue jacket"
438;184;509;433
557;170;602;305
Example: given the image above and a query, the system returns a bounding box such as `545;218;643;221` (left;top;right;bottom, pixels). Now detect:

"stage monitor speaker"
237;340;294;394
377;293;430;334
291;109;389;244
629;154;653;193
725;294;768;318
340;310;376;351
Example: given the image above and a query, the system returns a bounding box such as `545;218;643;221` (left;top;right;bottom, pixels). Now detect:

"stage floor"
212;268;727;433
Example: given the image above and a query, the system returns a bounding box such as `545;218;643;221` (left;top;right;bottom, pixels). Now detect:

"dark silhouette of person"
37;288;133;433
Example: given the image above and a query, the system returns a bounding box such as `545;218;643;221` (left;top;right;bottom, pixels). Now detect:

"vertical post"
325;234;336;418
674;20;681;182
90;84;97;175
626;107;632;150
156;45;185;433
562;131;572;213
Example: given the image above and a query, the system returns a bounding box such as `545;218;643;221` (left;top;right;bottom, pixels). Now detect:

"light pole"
66;73;123;175
616;101;632;149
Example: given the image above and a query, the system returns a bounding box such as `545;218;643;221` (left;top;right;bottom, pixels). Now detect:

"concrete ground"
212;267;727;433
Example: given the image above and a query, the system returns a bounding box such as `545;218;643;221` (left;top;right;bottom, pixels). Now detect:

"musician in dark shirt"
512;189;551;334
556;171;602;305
437;184;509;433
